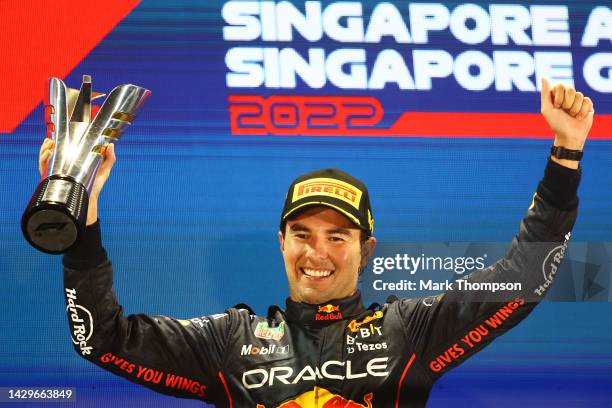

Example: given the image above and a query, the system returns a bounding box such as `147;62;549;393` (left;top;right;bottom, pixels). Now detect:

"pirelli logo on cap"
292;178;362;210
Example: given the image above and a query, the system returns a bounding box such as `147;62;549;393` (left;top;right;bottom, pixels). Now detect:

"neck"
285;291;367;326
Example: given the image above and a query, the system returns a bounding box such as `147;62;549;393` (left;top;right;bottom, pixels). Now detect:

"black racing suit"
63;159;580;407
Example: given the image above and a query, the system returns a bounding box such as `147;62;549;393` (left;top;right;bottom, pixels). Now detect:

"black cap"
280;168;374;235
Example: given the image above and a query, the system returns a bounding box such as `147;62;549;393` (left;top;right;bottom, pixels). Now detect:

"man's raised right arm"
39;140;233;404
62;221;232;403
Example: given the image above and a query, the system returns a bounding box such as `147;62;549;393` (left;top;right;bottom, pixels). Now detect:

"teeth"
303;268;332;277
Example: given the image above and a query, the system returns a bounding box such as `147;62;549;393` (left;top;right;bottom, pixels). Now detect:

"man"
44;78;593;407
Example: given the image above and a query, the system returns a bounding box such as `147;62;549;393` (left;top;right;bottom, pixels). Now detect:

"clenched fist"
540;78;594;169
38;138;116;225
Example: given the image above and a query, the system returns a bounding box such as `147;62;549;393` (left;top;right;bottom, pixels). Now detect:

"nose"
306;235;328;259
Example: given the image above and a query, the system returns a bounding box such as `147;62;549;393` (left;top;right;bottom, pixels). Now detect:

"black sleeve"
62;221;233;404
397;158;580;380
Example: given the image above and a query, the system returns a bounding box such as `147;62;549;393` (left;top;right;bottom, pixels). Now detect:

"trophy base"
21;176;89;254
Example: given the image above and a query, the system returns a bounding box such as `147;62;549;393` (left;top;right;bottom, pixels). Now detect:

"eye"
329;236;346;242
294;233;308;239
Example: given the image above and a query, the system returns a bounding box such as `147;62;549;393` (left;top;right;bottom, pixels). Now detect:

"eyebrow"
326;227;352;236
289;224;309;232
289;224;352;236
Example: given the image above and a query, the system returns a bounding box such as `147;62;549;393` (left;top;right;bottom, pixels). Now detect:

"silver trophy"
22;75;151;254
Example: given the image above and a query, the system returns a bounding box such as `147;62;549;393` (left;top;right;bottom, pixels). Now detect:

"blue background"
1;1;611;407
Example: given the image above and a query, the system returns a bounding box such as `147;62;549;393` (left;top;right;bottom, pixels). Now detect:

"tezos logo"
65;288;93;355
346;335;387;355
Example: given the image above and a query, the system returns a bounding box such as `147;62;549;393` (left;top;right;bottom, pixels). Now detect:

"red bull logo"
315;304;342;321
318;304;340;314
257;387;374;407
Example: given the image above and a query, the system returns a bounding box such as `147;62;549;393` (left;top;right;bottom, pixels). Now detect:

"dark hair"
359;229;369;244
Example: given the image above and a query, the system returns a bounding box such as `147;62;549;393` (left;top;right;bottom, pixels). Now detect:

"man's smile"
300;267;335;279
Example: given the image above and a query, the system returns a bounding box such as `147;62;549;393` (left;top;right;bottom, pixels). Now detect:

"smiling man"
48;79;593;407
279;169;377;305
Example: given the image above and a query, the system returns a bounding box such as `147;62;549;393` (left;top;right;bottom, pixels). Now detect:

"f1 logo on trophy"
21;75;151;254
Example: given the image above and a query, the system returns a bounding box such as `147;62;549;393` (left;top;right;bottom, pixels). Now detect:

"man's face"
278;206;376;304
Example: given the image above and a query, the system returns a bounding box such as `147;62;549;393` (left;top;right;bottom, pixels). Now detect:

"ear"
278;231;285;252
360;236;377;270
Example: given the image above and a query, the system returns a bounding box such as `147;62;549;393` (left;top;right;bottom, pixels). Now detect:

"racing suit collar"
285;290;367;326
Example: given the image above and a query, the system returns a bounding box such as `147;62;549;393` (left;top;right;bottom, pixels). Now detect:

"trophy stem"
21;175;89;254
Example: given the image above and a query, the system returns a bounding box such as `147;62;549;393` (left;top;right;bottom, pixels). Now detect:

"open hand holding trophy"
22;75;151;254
